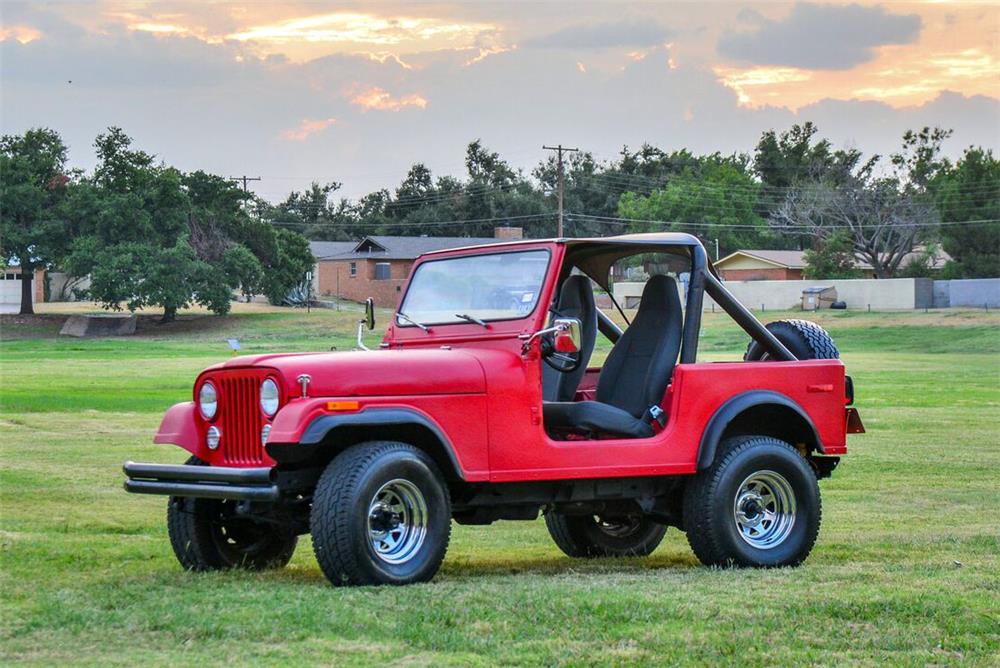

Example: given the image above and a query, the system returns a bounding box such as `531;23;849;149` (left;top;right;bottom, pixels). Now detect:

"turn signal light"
326;401;360;411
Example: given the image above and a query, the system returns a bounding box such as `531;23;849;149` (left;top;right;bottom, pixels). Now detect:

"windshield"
398;249;551;326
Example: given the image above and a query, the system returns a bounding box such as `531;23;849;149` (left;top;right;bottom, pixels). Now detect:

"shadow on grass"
145;550;704;589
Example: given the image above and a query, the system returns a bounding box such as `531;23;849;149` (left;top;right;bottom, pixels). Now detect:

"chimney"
494;226;523;240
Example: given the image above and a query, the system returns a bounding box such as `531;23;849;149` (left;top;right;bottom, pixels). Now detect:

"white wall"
614;277;932;311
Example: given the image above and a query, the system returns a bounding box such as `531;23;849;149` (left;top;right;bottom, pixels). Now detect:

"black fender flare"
696;390;824;470
296;407;466;480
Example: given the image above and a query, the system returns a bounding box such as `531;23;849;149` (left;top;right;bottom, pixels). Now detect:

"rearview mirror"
552;317;581;353
364;298;375;331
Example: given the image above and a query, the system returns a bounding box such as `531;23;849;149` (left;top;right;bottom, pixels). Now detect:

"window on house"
374;263;391;280
349;262;357;276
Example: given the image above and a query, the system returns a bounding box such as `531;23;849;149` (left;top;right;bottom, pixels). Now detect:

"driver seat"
542;275;598;402
543;275;682;438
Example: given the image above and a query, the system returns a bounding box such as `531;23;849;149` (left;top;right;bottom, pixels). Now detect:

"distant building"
715;249;877;280
716;247;950;281
311;227;523;307
0;265;45;313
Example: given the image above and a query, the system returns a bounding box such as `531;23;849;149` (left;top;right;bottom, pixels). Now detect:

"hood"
209;349;487;397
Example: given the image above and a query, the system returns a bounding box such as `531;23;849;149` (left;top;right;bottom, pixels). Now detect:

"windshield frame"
395;247;553;328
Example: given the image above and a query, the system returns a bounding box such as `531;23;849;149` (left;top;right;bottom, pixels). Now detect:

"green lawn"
1;305;999;666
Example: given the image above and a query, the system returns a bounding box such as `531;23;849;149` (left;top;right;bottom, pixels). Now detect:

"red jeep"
124;233;863;586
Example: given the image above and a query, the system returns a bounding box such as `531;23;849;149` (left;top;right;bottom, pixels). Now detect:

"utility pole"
230;175;261;192
543;144;578;237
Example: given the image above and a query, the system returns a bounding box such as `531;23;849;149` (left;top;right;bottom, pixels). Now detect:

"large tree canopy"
0;128;72;314
931;147;1000;278
64;128;314;320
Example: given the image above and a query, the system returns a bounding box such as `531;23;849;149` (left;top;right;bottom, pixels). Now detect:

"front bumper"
122;461;279;501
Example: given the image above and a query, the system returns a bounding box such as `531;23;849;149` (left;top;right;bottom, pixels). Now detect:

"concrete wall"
614;277;935;311
47;272;91;301
941;278;1000;308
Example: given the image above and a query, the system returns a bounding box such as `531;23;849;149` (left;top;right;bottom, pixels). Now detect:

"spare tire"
744;319;839;361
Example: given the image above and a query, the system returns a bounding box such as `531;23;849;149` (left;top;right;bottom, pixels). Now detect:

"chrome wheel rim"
367;479;428;565
733;470;796;549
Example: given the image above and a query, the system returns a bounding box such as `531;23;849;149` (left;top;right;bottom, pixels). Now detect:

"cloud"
282;117;337;141
718;3;922;70
522;19;673;49
228;12;495;48
348;86;428;112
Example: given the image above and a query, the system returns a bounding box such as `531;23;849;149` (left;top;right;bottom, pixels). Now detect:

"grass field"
1;303;999;666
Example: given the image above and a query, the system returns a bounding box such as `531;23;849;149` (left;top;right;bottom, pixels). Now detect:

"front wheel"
167;458;298;571
683;436;821;568
545;511;667;558
310;442;451;586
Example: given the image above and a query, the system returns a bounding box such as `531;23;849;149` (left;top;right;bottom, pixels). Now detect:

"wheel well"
269;422;463;483
720;404;820;453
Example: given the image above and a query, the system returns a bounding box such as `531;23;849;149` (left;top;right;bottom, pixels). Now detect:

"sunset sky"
2;1;998;199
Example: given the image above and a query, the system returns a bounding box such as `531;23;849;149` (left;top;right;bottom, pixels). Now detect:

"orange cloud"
0;25;42;44
229;12;493;47
349;86;427;112
464;44;516;66
282;118;337;141
714;66;812;106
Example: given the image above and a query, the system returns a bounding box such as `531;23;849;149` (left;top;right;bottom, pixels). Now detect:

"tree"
616;153;774;257
67;128;313;320
768;127;942;278
0;128;71;314
261;228;314;305
802;231;862;279
931;147;1000;277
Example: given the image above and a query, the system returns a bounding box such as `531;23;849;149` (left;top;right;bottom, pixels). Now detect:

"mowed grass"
1;304;999;666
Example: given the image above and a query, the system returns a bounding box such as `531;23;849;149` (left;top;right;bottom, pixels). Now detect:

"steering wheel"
540;335;582;373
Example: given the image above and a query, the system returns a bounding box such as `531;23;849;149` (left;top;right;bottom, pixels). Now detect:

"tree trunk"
160;305;177;323
19;268;34;315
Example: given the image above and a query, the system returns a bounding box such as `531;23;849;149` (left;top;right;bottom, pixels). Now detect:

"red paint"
154;238;856;481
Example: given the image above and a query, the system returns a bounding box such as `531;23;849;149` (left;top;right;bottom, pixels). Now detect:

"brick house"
313;227;523;308
714;250;810;280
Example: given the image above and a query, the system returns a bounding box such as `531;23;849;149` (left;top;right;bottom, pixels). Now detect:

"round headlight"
206;425;221;450
260;378;279;416
199;382;217;420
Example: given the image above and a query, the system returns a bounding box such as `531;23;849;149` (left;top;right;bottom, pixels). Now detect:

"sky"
2;1;998;200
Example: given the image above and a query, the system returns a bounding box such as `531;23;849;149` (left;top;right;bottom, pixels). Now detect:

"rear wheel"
683;436;821;567
310;442;451;586
745;319;838;361
167;457;298;571
545;511;666;558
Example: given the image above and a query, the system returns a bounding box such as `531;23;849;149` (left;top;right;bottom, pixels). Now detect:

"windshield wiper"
455;313;488;328
396;311;430;332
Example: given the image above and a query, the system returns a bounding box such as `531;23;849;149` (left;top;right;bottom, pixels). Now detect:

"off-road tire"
683;436;821;568
545;512;667;558
310;442;451;586
744;319;839;361
167;457;298;571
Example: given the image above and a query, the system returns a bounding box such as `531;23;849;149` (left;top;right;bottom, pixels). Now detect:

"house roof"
717;247;951;272
715;249;810;269
308;241;357;260
321;235;499;261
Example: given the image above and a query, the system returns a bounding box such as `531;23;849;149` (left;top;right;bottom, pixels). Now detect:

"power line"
229;175;261;192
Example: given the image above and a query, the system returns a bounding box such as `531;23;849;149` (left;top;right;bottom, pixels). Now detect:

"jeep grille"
213;370;270;466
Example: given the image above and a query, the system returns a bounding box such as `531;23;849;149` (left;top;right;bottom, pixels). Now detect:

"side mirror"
552;317;581;353
364;298;375;331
